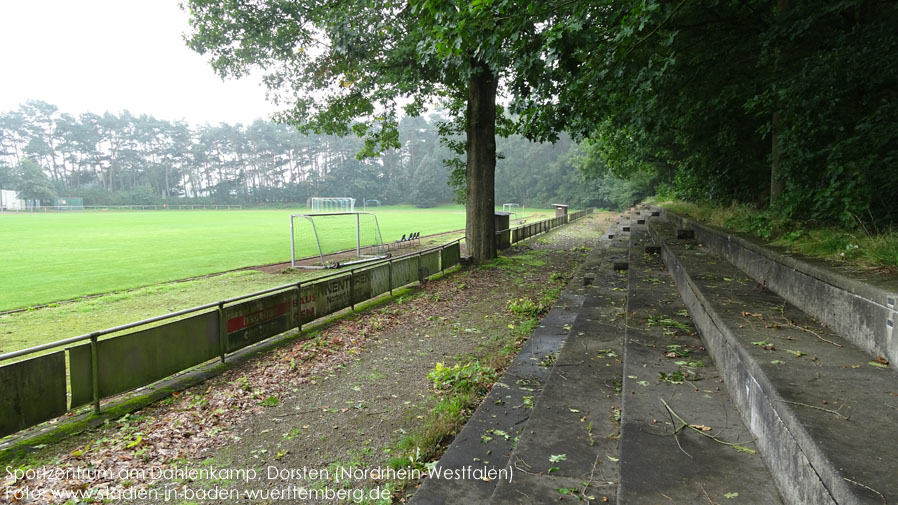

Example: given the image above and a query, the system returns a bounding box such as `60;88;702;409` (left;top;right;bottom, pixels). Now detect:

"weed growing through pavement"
388;359;498;471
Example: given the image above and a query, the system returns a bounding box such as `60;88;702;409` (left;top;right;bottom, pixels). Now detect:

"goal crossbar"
309;197;355;213
290;212;387;269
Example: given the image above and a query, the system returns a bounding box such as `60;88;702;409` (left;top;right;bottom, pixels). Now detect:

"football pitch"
0;205;553;311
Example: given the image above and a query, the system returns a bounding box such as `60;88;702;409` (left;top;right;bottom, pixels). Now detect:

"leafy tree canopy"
184;0;588;259
14;158;57;202
514;0;898;227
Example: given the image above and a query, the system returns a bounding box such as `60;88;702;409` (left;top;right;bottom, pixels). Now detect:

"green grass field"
0;205;556;311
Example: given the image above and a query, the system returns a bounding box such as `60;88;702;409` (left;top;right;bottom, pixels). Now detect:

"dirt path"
2;212;614;505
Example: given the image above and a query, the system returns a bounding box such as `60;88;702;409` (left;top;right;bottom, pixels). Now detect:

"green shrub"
427;361;497;397
506;297;547;318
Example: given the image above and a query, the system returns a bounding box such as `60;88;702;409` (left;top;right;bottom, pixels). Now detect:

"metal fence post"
218;302;227;363
90;333;100;415
296;282;303;332
418;252;424;284
356;214;361;257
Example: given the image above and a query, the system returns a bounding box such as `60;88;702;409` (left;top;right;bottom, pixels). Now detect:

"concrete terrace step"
409;245;607;504
650;204;898;370
617;226;783;504
413;205;897;505
649;218;898;505
487;238;628;503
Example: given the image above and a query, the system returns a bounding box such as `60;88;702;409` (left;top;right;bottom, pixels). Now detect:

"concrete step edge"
649;204;898;370
650;220;897;505
616;227;784;504
487;245;627;504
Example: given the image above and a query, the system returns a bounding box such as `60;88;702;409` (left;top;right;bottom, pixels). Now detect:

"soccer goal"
308;197;356;213
290;212;388;269
502;203;524;225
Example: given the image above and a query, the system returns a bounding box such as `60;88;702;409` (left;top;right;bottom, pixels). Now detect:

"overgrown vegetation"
660;200;898;270
548;1;898;230
387;358;499;471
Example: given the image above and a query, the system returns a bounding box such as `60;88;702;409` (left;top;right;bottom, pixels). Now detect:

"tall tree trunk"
465;64;498;262
770;0;791;206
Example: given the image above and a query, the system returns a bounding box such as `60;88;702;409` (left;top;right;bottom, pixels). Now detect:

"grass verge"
383;261;562;486
656;199;898;271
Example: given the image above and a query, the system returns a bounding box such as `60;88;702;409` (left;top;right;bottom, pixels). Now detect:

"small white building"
0;189;25;210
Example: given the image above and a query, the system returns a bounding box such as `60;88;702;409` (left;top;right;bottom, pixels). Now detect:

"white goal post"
308;197;356;213
290;212;388;269
502;203;524;225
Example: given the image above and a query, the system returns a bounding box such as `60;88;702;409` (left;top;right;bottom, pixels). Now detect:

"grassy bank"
656;200;898;271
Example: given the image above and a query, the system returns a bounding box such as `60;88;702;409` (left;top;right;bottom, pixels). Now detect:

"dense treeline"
520;0;898;227
0;101;627;209
177;0;896;263
11;2;882;225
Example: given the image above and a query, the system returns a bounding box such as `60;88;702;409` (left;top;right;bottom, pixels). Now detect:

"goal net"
309;197;356;213
291;212;387;269
502;203;524;225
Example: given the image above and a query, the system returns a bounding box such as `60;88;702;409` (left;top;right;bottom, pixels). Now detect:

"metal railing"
0;239;461;438
496;208;594;248
0;209;593;438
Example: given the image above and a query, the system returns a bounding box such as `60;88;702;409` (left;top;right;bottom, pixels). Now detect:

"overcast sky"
0;0;277;126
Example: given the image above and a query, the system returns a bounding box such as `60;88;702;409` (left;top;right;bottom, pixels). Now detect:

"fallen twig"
581;454;600;498
784;317;843;347
844;477;887;505
778;400;850;420
661;399;758;453
514;489;532;502
512;455;539;477
664;399;693;459
700;483;721;505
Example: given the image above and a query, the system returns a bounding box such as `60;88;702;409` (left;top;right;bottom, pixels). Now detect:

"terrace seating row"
410;206;896;504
